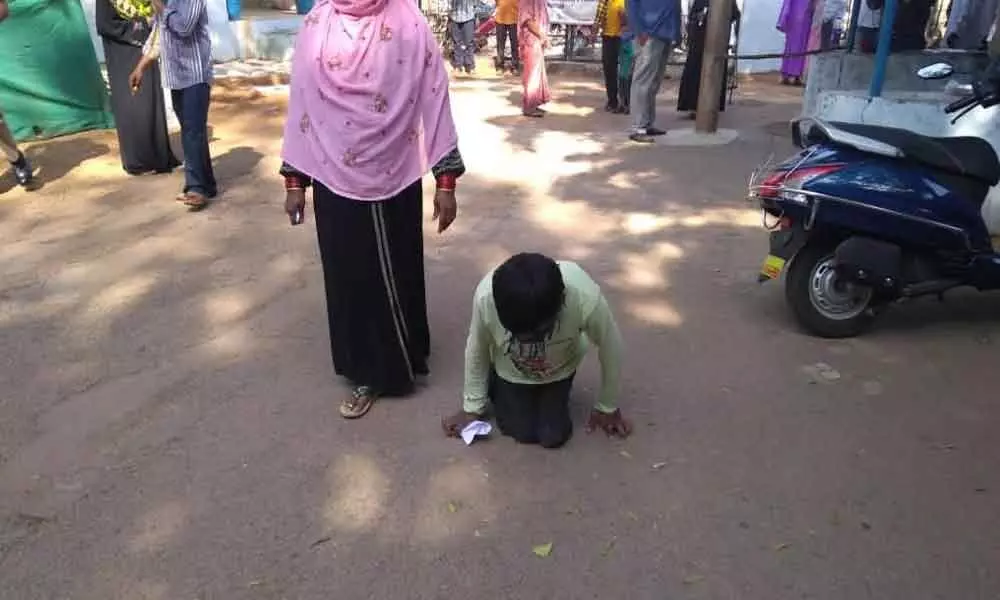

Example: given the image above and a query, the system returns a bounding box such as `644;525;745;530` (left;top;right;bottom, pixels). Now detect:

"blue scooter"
748;61;1000;338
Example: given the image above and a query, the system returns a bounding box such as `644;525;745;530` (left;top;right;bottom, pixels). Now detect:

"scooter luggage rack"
746;147;817;202
746;148;819;230
748;183;975;252
747;147;974;249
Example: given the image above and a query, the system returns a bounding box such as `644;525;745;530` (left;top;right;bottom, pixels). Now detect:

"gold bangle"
437;187;456;192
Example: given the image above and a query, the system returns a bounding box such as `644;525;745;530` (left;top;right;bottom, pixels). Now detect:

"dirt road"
0;74;998;599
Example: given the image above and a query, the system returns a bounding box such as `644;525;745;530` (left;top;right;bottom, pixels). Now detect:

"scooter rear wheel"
785;241;876;338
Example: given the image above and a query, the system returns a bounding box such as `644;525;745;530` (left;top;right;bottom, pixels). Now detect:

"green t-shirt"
462;261;623;415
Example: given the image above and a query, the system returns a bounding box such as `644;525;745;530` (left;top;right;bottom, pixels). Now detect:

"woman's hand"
585;409;633;438
433;189;457;233
285;188;306;226
541;35;551;49
128;67;144;93
441;411;482;438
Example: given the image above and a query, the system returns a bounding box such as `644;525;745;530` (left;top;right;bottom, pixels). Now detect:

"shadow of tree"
18;136;109;192
0;74;998;600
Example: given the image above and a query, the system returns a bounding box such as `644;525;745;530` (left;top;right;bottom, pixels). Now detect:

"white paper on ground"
460;420;492;446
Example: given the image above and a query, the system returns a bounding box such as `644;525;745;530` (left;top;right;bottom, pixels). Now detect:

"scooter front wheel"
785;241;876;338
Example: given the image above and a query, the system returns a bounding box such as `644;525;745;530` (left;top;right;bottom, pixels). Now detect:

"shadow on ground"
0;75;997;600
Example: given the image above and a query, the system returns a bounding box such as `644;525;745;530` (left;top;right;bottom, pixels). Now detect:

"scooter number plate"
759;254;787;280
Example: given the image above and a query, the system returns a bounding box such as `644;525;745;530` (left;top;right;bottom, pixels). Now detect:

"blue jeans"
450;19;476;70
171;83;217;197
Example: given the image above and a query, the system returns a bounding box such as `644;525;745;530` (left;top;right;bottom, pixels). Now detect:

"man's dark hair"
492;253;565;335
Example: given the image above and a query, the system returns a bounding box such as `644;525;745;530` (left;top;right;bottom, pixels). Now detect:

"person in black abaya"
676;0;740;119
96;0;179;175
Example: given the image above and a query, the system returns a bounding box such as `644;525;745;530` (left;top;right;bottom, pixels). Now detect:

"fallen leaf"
626;511;640;522
774;542;791;552
651;462;668;470
619;450;633;459
532;542;553;557
601;537;617;557
860;521;872;531
447;501;460;514
682;575;705;585
933;442;957;451
564;508;581;516
310;536;332;548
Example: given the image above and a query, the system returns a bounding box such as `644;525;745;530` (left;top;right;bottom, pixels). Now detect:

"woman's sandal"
522;109;545;118
340;386;377;419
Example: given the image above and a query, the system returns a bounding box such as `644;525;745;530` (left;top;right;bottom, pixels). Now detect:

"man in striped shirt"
130;0;216;209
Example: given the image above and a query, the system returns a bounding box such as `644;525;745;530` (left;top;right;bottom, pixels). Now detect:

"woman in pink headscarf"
280;0;465;419
518;0;551;117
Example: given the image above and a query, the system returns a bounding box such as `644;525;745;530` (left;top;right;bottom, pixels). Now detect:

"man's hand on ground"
441;411;482;438
586;409;633;438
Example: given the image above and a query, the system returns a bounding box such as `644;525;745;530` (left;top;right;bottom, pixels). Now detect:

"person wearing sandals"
96;0;180;176
280;0;465;419
129;0;216;210
518;0;551;117
442;253;632;448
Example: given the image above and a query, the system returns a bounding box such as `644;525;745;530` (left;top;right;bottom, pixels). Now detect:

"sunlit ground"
1;74;998;600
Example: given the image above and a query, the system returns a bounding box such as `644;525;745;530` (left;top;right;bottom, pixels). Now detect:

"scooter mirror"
917;62;954;80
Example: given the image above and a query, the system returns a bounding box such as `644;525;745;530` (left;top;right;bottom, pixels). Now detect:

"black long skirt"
676;27;728;113
103;39;180;174
313;181;431;396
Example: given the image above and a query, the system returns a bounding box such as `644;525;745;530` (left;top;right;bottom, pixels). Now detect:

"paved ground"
1;73;999;599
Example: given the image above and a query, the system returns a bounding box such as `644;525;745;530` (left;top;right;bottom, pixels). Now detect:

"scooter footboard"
834;237;903;291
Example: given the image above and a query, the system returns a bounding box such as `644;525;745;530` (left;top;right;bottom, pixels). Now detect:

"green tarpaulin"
0;0;112;142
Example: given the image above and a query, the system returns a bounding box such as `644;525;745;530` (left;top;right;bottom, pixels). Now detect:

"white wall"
737;0;785;73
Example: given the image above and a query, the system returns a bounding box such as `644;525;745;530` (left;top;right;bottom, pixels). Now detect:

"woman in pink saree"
518;0;551;117
280;0;465;419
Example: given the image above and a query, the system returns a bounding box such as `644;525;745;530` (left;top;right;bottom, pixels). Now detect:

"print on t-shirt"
503;331;574;380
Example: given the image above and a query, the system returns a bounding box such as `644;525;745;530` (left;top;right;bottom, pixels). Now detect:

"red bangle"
284;174;305;190
436;173;457;190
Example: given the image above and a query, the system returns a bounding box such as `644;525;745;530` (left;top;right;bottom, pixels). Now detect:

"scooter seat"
827;121;1000;185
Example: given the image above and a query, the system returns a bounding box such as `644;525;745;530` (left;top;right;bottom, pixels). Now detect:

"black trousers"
496;23;520;69
601;35;622;107
491;371;575;449
313;180;430;396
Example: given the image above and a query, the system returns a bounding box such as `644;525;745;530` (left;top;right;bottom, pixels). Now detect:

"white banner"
546;0;598;25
